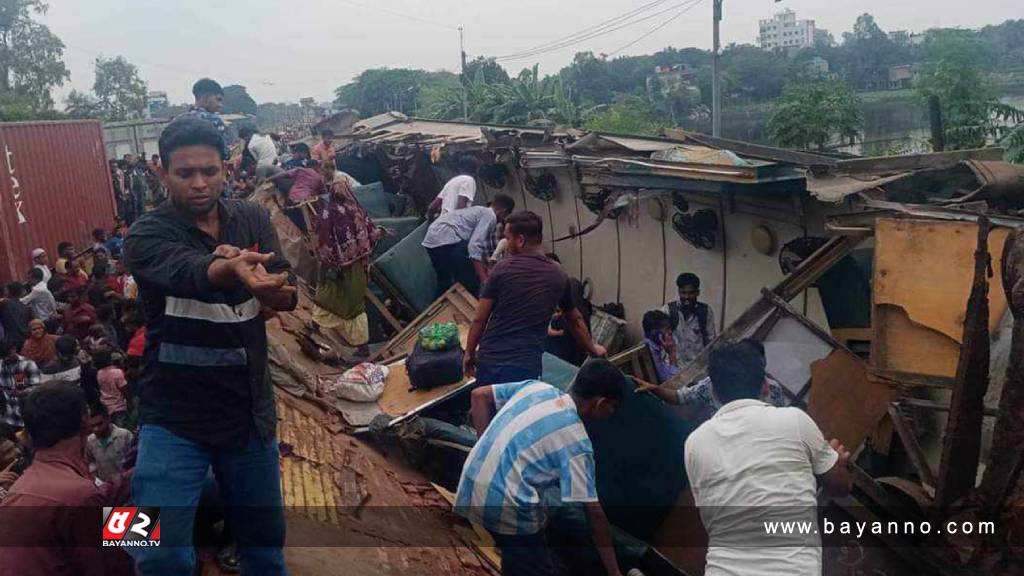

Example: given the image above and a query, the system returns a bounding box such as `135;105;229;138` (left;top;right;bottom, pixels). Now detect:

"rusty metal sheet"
0;120;115;283
872;218;1010;379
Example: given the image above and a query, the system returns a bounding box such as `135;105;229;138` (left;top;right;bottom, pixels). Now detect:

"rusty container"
0;120;115;283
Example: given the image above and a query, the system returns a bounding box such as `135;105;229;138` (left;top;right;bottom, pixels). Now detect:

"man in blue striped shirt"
455;360;625;576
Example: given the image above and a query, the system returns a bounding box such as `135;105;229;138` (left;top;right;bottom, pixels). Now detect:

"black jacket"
124;199;296;449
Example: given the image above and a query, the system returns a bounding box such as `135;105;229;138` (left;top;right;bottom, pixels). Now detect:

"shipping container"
0;120;116;283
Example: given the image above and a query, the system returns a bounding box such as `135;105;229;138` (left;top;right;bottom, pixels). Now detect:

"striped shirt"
0;355;41;428
454;381;598;536
124;198;296;449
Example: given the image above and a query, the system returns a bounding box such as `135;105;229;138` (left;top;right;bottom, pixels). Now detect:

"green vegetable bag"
418;322;460;351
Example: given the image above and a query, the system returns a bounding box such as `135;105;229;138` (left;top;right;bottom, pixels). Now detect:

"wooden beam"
870;369;958;389
899;398;998;418
365;290;402;332
888;403;937;487
979;228;1024;510
835;147;1003;175
934;217;992;512
664;233;867;389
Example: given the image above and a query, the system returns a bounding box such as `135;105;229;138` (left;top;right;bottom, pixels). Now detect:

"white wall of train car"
453;161;831;342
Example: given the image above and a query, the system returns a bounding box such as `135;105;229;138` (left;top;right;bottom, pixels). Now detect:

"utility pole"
712;0;723;137
459;26;469;121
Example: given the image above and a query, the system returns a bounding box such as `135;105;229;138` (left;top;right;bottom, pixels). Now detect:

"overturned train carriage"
257;113;1024;576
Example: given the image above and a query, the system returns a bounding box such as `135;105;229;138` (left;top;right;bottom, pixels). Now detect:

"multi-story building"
758;9;818;50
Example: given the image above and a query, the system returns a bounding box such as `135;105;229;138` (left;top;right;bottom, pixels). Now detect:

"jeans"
475;361;542;387
131;425;287;576
492;531;566;576
427;241;480;296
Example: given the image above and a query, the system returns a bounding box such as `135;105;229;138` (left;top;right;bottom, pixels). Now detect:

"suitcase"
407;341;464;390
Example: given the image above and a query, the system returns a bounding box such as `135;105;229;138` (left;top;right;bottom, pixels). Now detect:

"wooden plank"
365;289;402;332
376;361;473;420
980;228;1024;509
807;349;892;451
935;217;992;511
836;147;1003;175
370;284;479;363
888;403;937;487
899;398;998;417
665;233;867;389
870;369;957;389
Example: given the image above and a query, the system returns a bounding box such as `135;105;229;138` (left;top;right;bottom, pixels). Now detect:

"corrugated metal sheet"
0;121;115;283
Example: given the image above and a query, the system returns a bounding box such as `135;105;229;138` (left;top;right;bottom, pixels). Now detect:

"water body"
689;87;1024;156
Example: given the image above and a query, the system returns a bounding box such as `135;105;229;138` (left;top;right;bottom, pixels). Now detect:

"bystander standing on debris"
423;195;515;297
465;211;605;386
311;129;336;165
0;284;33;351
684;342;852;576
427;155;479;220
179;78;230;157
662;273;716;366
124;117;296;576
312;178;388;357
455;359;626;576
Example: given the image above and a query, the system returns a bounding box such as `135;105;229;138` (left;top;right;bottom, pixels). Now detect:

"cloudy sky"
42;0;1020;105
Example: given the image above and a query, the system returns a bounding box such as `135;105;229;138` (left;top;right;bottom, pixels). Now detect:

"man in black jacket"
124;117;296;576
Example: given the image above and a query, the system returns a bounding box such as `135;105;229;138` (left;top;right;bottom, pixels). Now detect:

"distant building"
647;65;701;98
146;91;169;119
813;28;834;47
887;65;918;90
804;57;830;77
758;9;817;50
888;30;926;46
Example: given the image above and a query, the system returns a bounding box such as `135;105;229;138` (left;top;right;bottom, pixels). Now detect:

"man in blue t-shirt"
455;359;626;576
464;211;605;387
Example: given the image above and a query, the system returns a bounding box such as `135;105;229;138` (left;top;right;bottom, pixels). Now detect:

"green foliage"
92;56;148;121
768;79;863;151
916;29;1023;151
583;98;661;136
222;85;257;116
334;68;456;117
0;0;70;117
63;89;101;119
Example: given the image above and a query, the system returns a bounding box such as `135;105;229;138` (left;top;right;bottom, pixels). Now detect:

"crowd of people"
0;75;855;576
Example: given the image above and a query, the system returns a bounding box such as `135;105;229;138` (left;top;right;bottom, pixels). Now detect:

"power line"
495;0;698;62
333;0;458;31
494;0;672;60
607;0;705;57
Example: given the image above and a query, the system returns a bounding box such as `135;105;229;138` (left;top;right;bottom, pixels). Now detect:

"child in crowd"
85;403;134;483
84;323;112;355
94;350;129;427
642;310;680;383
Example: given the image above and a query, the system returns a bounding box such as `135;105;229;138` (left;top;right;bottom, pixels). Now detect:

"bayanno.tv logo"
102;507;161;547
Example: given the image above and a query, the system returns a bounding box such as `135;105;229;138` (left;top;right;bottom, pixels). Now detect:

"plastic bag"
418;322;460;351
333;363;390;403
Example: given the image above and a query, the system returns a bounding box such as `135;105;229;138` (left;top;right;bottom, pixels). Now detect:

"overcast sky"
42;0;1020;106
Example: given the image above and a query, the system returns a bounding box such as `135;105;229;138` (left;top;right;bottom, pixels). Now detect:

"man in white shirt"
427;156;479;220
29;249;51;284
239;127;278;169
20;268;56;320
422;194;514;296
684;341;852;576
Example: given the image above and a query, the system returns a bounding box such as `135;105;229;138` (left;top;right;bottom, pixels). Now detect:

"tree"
93;56;147;121
767;79;863;151
464;57;509;85
916;29;1023;151
63;89;102;119
222;84;257;115
583;97;661;136
0;0;70;116
841;14;901;90
334;68;452;117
